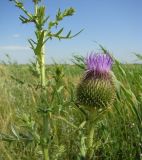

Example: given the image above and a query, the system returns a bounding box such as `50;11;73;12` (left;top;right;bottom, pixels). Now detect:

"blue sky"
0;0;142;63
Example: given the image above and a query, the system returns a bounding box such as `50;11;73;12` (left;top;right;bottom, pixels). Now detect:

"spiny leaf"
28;39;35;51
66;30;71;38
42;16;50;25
68;29;84;39
55;28;64;36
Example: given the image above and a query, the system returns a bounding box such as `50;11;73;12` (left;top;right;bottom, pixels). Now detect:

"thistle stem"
86;112;95;160
43;147;49;160
40;45;46;88
86;125;95;159
42;114;49;160
39;33;49;159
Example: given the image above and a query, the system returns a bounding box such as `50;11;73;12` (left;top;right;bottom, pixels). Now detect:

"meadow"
0;1;142;159
0;56;142;160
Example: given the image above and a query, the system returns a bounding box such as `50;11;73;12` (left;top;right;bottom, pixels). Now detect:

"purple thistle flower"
76;52;115;109
85;53;113;78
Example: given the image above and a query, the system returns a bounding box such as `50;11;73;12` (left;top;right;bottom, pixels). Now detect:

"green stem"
39;32;48;159
42;114;49;160
40;45;46;88
43;147;49;160
41;48;49;159
86;125;95;159
86;112;96;160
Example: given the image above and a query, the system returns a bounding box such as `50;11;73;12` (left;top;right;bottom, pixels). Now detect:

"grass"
0;60;142;160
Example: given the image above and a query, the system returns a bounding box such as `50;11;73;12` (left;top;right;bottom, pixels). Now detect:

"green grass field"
0;61;142;160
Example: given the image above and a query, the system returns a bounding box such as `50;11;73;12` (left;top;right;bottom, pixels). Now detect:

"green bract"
77;75;115;110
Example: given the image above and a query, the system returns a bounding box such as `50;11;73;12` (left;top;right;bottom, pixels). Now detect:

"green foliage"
0;55;142;159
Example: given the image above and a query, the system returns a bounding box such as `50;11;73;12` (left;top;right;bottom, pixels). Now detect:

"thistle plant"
76;53;115;159
10;0;82;88
7;0;81;160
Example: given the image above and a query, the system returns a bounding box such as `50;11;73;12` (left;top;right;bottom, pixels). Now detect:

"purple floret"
86;53;113;76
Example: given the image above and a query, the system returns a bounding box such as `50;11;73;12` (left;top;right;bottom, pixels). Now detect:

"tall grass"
0;57;142;159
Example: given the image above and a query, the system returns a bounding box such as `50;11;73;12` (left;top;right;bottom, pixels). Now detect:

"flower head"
76;52;115;110
85;53;113;77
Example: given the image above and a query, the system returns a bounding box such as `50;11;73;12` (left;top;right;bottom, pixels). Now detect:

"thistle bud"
76;53;115;110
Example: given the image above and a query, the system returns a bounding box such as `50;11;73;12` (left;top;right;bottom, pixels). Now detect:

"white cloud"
0;45;30;51
12;34;20;38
